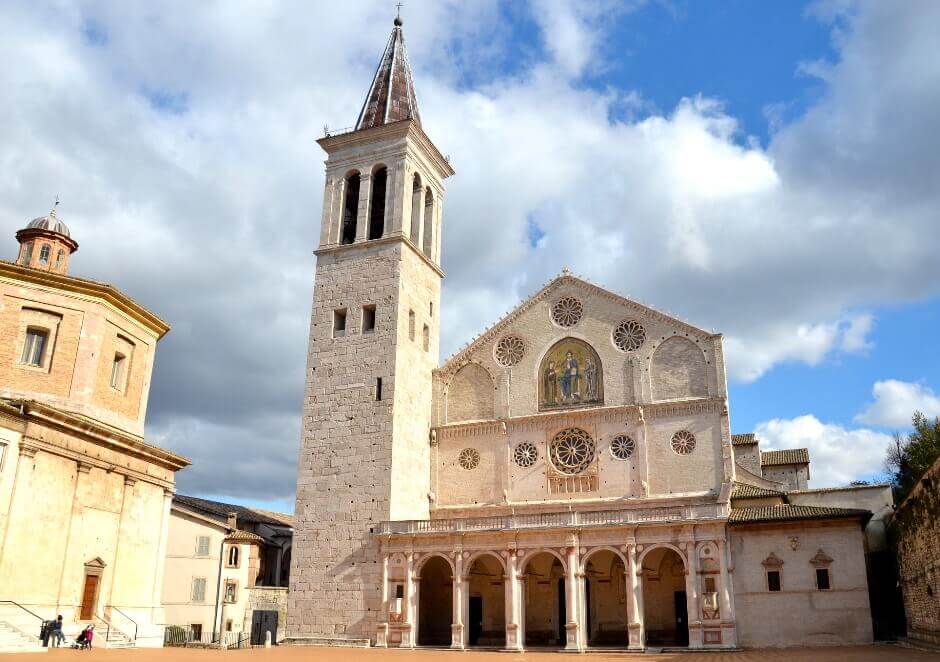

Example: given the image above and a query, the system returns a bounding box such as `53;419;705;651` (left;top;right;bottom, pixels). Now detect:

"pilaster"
626;543;645;650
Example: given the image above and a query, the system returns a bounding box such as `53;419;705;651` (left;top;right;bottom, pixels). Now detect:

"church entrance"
467;554;505;647
583;550;628;647
417;555;452;647
641;548;688;647
523;553;566;647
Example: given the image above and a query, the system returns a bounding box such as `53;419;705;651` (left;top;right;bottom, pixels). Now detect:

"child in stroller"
73;624;95;649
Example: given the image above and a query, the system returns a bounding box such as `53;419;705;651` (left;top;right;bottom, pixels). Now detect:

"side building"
0;206;189;650
162;495;292;647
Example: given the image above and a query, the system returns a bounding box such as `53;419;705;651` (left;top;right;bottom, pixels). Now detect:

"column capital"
123;475;137;488
18;443;38;458
76;461;93;474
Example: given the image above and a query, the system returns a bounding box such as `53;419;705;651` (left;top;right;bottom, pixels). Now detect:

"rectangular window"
20;328;47;367
395;584;404;599
376;377;382;401
816;568;831;590
191;577;207;602
767;571;781;592
223;580;238;603
190;624;202;640
361;305;376;333
225;620;233;632
422;324;429;352
333;308;347;337
195;536;210;557
408;310;415;340
110;353;126;389
704;577;716;592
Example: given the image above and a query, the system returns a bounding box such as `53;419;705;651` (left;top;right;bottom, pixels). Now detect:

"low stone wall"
892;457;940;647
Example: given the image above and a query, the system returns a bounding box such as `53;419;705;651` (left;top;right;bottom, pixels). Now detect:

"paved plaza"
0;645;937;662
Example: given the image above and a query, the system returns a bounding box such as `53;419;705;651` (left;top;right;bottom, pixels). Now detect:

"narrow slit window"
408;310;415;341
55;250;64;269
362;305;376;334
429;301;433;317
376;377;383;401
20;328;48;367
21;243;33;266
38;244;50;265
767;571;781;592
368;167;387;240
815;568;830;590
341;173;360;244
333;308;347;337
423;324;429;352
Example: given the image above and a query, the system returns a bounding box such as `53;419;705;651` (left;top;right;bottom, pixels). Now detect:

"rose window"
513;442;538;468
495;335;525;367
671;430;696;455
549;427;595;474
458;448;481;470
551;297;583;327
613;319;646;352
610;434;635;460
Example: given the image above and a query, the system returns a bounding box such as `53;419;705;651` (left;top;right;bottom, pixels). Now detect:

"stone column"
685;543;702;648
355;172;371;242
411;185;425;247
626;543;645;650
564;545;581;651
402;552;416;648
106;476;137;610
451;553;464;648
717;539;736;646
504;550;523;650
319;177;337;247
376;551;390;647
150;487;174;623
434;199;444;264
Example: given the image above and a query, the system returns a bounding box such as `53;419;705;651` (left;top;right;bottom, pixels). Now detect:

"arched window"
422;188;434;258
21;243;33;266
38;244;50;265
341;171;360;245
55;250;64;269
227;545;240;568
368;166;387;240
410;174;423;245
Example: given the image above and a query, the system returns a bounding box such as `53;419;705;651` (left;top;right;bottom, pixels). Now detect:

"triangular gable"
438;269;717;375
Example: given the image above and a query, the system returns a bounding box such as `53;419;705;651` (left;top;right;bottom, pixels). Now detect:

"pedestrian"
51;615;64;647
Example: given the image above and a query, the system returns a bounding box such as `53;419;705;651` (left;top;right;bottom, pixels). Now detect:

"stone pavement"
1;644;938;661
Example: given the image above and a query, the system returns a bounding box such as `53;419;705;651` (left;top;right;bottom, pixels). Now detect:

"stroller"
73;625;95;649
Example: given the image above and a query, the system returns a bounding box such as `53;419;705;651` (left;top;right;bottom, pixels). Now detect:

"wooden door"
79;574;99;620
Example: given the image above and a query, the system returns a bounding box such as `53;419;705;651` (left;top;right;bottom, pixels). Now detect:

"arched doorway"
584;550;628;647
641;547;688;647
523;552;566;647
466;554;506;647
418;555;453;646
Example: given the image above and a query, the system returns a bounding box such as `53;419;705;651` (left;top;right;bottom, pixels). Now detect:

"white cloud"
755;415;893;487
855;379;940;427
1;1;938;502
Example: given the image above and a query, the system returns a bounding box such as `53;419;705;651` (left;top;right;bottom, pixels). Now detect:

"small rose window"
495;335;525;367
458;448;481;470
613;319;646;352
671;430;696;455
551;297;583;327
610;434;635;460
549;427;595;474
513;442;538;468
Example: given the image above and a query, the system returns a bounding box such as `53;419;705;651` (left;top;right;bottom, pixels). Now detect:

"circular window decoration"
610;434;635;460
671;430;696;455
613;319;646;352
513;442;538;468
549;427;596;474
458;448;481;470
551;297;583;327
495;335;526;367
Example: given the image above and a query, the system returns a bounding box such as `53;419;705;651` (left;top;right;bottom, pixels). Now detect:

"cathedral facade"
289;19;889;650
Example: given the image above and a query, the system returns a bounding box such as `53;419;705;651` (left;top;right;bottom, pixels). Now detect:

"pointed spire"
355;17;421;131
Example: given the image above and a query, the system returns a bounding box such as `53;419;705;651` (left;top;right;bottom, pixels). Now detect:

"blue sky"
2;0;939;513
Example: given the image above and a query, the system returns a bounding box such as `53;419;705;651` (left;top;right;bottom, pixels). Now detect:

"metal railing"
163;627;251;649
375;503;728;536
109;607;137;644
0;601;44;640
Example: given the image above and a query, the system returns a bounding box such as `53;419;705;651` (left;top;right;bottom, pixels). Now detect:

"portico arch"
522;551;567;647
417;555;453;646
465;552;506;647
640;546;688;647
582;548;629;647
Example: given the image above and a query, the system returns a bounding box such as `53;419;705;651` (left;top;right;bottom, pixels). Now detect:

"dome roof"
25;211;70;237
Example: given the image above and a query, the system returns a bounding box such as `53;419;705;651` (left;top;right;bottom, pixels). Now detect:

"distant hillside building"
0;205;189;650
288;18;894;651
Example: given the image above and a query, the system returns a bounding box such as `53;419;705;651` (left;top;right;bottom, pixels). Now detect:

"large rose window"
549;428;596;474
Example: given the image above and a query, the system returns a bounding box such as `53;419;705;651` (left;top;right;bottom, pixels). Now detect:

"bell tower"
288;17;454;642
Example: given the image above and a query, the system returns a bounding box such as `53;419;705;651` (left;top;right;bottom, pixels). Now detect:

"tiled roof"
730;504;869;525
174;494;293;528
226;530;264;543
761;448;810;466
731;433;758;446
731;482;784;499
355;20;421;130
